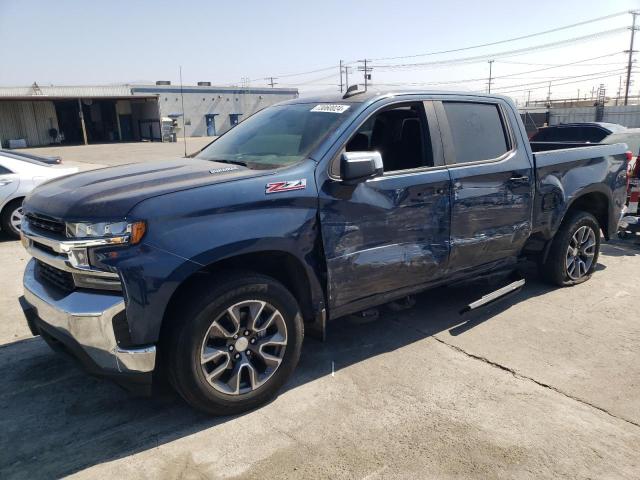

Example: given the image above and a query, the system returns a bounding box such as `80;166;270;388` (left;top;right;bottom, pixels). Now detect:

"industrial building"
0;82;298;148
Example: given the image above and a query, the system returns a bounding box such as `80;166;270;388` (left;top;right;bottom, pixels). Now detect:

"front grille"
32;241;57;256
36;260;75;293
26;213;65;236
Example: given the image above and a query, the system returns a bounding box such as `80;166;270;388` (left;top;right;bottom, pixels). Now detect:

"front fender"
111;166;323;344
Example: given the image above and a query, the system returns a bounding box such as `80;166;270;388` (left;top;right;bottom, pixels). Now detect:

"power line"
371;11;629;61
493;67;628;91
494;69;636;95
366;54;625;88
373;27;627;70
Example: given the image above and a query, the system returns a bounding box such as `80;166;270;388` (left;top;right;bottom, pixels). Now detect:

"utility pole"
364;58;368;91
358;59;372;91
266;77;278;88
624;10;638;105
617;76;622;105
179;65;187;157
546;81;552;105
344;65;351;91
339;60;344;93
526;90;531;106
590;86;595;100
487;60;494;94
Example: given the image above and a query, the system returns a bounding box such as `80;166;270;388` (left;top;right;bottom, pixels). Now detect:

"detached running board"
460;279;525;315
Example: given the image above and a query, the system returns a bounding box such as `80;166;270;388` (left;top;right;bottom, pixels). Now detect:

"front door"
318;101;451;313
435;98;534;273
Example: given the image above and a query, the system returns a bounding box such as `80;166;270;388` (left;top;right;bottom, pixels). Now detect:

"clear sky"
0;0;638;103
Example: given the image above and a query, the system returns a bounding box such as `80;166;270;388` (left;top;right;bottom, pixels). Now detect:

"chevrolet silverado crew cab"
20;90;628;415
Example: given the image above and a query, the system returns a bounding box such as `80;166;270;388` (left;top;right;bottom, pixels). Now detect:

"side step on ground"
460;279;525;315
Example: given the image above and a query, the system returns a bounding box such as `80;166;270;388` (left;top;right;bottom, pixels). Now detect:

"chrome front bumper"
22;259;156;375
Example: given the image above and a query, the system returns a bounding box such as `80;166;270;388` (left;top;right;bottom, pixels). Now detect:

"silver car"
0;151;77;238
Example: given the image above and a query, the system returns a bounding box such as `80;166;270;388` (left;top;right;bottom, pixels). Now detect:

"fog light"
69;248;90;268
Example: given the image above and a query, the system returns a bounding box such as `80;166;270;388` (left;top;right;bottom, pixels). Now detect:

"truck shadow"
0;271;553;479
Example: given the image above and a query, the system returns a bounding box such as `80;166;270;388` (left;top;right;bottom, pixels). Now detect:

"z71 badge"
265;179;307;194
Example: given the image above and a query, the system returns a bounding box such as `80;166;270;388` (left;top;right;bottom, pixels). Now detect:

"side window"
443;102;510;164
0;165;13;175
344;102;433;173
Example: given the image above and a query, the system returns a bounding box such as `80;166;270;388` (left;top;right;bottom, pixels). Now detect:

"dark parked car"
530;122;640;158
19;90;628;415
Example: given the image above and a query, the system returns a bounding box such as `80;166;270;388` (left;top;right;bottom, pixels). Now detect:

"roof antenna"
343;84;365;99
179;65;187;158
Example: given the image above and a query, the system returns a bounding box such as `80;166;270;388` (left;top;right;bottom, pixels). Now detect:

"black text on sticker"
266;179;307;194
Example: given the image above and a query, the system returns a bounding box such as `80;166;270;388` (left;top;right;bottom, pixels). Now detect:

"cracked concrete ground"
1;142;639;479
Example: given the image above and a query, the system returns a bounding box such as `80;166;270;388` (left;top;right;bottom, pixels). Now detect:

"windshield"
196;103;354;169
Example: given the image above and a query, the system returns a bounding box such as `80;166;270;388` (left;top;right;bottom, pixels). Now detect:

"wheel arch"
0;195;25;213
160;250;324;346
563;191;610;239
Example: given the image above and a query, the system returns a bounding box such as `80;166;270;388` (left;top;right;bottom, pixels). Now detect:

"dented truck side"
19;91;628;414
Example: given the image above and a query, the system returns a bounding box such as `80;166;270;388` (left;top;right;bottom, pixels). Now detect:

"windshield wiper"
209;159;249;167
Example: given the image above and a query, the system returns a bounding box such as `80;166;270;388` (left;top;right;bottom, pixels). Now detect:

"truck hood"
23;158;266;220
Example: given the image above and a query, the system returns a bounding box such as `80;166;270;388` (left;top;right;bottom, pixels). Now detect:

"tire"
168;272;304;415
541;211;601;286
1;198;24;239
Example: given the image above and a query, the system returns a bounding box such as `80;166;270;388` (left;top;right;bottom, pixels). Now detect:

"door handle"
0;179;13;186
509;174;530;184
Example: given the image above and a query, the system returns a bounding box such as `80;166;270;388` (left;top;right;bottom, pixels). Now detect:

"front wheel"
541;211;601;286
168;272;304;415
1;198;24;239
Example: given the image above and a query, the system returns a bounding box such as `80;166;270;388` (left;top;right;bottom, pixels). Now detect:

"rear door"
435;98;534;273
318;100;452;313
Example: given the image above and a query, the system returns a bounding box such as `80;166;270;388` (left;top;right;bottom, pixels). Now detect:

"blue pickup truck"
19;90;628;415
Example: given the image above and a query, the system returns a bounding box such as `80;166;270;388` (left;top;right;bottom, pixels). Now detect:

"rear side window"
443;102;509;164
0;165;12;174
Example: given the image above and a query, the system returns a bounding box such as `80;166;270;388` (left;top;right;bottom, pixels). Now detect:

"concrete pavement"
1;141;639;479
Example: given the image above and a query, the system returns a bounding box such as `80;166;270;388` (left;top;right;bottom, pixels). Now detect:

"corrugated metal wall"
601;106;640;128
548;106;640;128
0;101;59;147
549;107;596;125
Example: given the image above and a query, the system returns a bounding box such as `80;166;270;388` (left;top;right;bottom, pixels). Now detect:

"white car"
0;152;78;239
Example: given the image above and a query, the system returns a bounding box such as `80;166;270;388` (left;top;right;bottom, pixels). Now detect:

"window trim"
328;99;447;180
436;100;516;168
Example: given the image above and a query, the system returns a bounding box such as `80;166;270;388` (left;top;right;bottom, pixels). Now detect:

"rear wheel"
1;198;24;239
541;211;601;286
168;273;304;415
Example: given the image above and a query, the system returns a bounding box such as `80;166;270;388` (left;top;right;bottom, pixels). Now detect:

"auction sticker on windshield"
310;104;350;113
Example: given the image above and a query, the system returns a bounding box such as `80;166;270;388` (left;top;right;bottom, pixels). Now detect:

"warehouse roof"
0;83;298;100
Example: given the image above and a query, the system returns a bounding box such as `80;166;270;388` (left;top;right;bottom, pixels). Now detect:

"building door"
229;113;241;128
205;114;217;136
119;115;133;141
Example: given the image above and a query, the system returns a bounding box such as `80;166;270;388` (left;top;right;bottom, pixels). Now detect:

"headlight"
65;220;146;245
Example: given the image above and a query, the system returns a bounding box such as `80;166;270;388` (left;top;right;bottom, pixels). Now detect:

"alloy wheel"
10;206;23;235
199;300;288;395
565;225;596;280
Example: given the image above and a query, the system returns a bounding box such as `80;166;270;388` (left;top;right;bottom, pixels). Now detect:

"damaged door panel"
435;99;534;272
319;100;451;312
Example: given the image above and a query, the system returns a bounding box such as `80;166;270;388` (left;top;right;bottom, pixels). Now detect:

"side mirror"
340;151;383;183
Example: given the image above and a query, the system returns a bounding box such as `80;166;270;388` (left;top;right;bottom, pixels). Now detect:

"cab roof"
279;89;513;107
